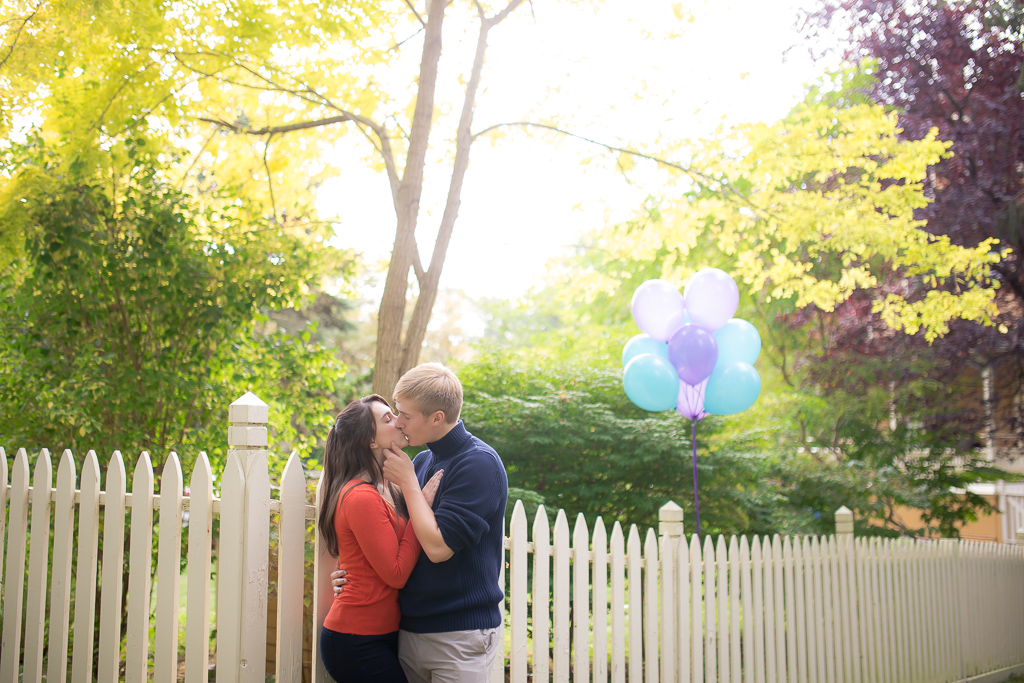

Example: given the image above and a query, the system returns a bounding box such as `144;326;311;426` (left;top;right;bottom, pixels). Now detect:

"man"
331;363;508;683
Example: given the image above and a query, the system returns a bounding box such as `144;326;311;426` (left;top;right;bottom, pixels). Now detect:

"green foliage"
459;351;779;536
0;0;391;217
0;141;349;478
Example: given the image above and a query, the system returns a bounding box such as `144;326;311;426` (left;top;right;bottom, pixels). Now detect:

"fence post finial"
659;500;684;539
835;506;854;536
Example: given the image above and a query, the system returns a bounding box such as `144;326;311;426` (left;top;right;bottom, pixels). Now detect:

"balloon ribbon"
692;417;701;539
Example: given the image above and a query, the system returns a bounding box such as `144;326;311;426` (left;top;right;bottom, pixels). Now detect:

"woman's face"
369;400;408;462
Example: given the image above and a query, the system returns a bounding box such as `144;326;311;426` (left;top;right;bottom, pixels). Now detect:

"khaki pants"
398;628;501;683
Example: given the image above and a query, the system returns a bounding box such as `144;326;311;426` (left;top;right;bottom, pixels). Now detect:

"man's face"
394;399;438;448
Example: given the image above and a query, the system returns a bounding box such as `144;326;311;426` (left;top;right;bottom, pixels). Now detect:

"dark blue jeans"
320;627;408;683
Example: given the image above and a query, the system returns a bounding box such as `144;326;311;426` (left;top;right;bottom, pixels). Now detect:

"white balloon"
683;268;739;332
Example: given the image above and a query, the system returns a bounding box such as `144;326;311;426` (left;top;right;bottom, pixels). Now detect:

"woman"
318;395;443;683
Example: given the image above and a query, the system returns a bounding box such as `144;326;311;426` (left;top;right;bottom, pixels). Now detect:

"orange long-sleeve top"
323;481;421;635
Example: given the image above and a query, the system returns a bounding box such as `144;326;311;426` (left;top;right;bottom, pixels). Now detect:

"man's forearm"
404;484;454;563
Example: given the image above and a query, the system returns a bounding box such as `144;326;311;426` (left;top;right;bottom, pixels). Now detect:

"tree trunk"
400;13;495;376
372;0;525;398
372;0;447;398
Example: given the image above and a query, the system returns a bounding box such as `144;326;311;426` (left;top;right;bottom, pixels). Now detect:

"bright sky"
317;0;829;306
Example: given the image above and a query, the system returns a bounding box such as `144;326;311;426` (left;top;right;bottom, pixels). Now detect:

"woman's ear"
370;442;378;449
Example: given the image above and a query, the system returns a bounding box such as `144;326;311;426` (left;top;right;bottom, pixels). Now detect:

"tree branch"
473;120;761;210
197;114;357;136
263;133;278;221
167;47;404;209
403;0;427;27
0;2;41;72
488;0;526;25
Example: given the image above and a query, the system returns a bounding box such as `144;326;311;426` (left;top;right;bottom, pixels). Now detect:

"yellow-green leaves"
669;87;998;339
553;67;1003;343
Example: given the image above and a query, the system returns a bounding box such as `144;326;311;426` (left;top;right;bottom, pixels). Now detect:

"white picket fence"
2;392;1024;683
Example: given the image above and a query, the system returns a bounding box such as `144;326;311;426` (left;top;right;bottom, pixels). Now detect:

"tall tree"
1;0;534;397
804;0;1024;410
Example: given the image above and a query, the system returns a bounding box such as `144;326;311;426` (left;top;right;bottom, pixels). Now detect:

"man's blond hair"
394;362;463;424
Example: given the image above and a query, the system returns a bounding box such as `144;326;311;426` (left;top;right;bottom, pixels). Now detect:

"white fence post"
226;392;272;682
659;501;683;683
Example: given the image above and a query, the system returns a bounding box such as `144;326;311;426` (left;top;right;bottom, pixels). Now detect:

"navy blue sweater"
399;421;508;633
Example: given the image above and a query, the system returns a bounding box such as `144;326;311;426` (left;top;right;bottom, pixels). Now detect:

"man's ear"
431;410;446;426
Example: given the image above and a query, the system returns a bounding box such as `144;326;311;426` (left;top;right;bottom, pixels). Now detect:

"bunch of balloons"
622;268;762;420
620;268;762;538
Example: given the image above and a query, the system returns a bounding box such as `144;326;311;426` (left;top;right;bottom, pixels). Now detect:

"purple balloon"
676;379;709;421
631;280;687;342
683;268;739;332
667;324;719;385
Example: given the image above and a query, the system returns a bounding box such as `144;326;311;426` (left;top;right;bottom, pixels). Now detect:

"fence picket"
835;535;852;683
925;542;941;683
677;532;691;683
739;535;751;683
702;534;716;683
593;517;608;683
939;540;955;682
610;521;625;683
217;451;246;683
154;452;183;683
125;452;155;683
553;509;571;682
509;500;528;683
687;534;702;683
854;537;869;683
821;536;836;683
628;526;644;683
97;451;127;683
660;528;675;683
769;536;784;683
533;506;551;683
762;536;777;683
644;528;659;683
752;536;765;683
897;541;912;683
912;541;925;681
884;540;900;683
729;536;741;683
574;514;590;683
0;449;30;683
46;449;77;683
783;537;798;683
792;537;808;683
23;449;53;683
276;453;306;683
717;536;730;683
186;452;215;683
865;539;878;683
71;451;101;683
811;537;825;683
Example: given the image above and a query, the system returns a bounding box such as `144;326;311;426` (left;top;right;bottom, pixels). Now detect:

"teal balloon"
714;318;761;366
623;353;679;412
622;334;669;367
704;362;761;415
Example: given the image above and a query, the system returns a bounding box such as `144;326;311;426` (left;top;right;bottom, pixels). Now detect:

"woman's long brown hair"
318;394;409;558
